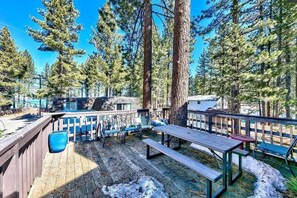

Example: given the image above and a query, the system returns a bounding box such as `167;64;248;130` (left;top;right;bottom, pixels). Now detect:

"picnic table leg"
222;153;227;190
214;153;227;197
206;180;212;198
161;132;164;145
146;145;150;159
228;152;233;185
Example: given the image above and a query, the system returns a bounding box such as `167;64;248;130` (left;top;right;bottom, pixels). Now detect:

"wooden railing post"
208;114;213;133
245;119;251;137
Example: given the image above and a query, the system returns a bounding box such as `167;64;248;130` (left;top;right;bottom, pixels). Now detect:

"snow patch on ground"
190;143;287;198
102;176;169;198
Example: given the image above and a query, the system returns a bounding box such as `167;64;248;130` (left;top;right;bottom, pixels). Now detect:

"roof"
188;95;218;101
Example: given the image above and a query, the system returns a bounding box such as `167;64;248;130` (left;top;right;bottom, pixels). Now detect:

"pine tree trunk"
275;0;283;118
295;37;297;119
85;83;89;97
285;45;291;118
260;2;266;117
166;62;170;107
143;0;152;109
209;68;212;94
169;0;190;126
230;0;240;114
266;0;273;118
58;52;63;98
105;87;109;97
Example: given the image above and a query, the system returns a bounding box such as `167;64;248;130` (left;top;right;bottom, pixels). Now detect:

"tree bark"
260;2;266;117
275;0;283;118
230;0;240;114
85;83;89;97
285;45;291;118
142;0;152;109
295;37;297;119
169;0;190;127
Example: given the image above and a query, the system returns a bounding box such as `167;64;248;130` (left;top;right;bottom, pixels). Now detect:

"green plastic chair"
140;116;153;130
254;135;297;176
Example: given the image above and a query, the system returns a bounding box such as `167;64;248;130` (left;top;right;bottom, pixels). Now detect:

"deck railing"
0;112;64;198
57;110;139;141
187;110;297;148
3;108;296;197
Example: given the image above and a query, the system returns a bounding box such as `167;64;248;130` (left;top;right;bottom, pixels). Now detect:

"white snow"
102;176;169;198
190;143;287;198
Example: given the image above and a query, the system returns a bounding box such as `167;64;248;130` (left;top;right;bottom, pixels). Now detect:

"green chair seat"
257;142;287;156
104;129;121;135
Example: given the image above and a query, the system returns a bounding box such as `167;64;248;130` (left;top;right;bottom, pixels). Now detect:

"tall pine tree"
90;2;126;97
28;0;84;97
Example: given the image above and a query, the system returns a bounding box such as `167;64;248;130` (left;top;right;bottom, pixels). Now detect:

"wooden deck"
29;132;255;198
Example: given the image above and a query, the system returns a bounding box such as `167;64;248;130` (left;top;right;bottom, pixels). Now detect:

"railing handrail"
188;110;297;125
59;110;138;118
0;115;50;157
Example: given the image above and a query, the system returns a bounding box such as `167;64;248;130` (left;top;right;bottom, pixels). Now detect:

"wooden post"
245;119;250;137
208;114;213;133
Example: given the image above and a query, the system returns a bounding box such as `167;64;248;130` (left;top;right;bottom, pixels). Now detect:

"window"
115;103;132;110
117;104;123;110
64;101;77;111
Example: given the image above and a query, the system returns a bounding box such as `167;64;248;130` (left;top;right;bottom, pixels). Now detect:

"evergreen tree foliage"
81;55;100;97
28;0;84;97
194;49;210;95
90;2;126;97
194;0;297;117
110;0;175;103
0;27;35;106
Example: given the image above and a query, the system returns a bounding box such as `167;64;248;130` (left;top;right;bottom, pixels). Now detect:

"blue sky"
0;0;207;75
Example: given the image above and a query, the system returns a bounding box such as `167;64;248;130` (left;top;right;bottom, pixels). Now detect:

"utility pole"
33;74;45;116
39;75;42;115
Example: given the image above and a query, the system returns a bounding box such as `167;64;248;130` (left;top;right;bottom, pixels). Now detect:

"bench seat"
143;139;223;197
233;148;249;156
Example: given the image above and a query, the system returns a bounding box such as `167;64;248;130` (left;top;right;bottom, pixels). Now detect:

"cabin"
188;95;218;111
52;96;141;112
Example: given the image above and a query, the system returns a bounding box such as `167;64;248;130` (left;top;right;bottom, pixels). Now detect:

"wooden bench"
190;144;249;185
143;139;223;198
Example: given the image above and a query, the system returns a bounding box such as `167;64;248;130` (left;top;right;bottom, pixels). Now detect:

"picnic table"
153;124;243;196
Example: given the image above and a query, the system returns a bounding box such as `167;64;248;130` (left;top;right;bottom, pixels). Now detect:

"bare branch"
152;11;174;19
152;3;174;15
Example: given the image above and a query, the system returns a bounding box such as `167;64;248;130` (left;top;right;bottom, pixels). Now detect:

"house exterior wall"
187;100;217;111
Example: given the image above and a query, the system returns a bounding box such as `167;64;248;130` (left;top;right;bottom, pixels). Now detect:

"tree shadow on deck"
29;131;256;198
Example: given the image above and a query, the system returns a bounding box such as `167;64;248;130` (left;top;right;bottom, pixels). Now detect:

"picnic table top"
153;125;242;153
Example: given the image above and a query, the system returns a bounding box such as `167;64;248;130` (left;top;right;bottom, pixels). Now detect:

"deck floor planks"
29;133;256;198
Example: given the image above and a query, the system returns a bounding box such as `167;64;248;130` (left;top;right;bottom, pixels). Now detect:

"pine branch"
153;11;167;29
152;3;174;15
129;6;145;46
152;11;174;19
